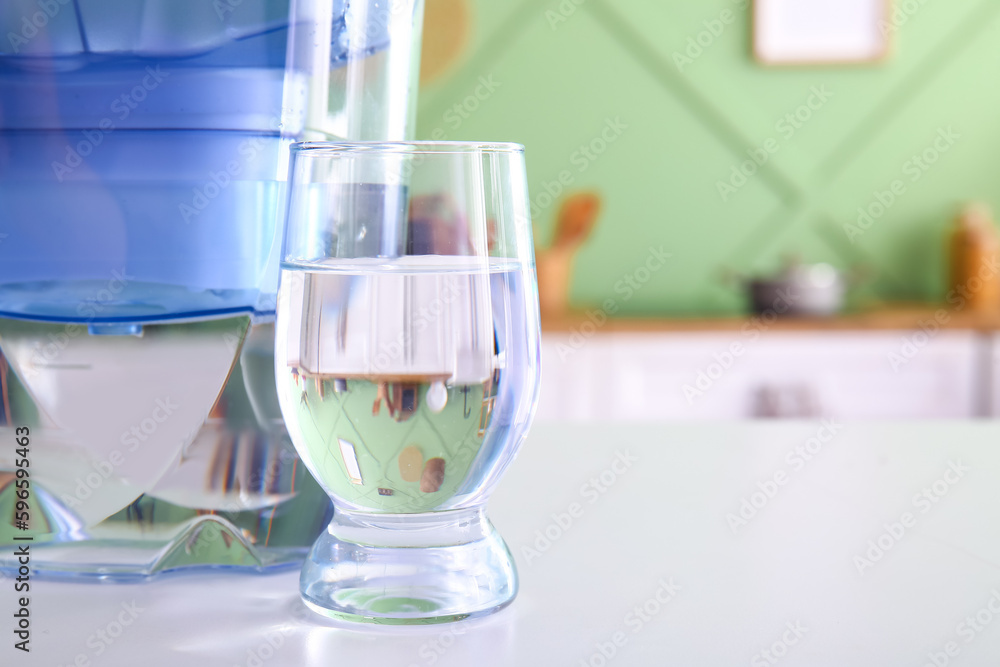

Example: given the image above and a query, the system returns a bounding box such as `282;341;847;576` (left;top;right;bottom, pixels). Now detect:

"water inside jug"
0;0;425;577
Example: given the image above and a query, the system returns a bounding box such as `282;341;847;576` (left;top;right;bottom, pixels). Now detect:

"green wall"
416;0;1000;316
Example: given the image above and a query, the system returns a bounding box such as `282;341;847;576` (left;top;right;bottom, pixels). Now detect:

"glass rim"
290;140;525;156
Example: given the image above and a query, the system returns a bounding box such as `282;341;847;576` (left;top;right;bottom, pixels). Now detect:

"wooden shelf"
542;304;1000;334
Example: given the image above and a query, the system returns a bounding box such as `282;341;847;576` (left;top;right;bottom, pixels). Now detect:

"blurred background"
416;0;1000;420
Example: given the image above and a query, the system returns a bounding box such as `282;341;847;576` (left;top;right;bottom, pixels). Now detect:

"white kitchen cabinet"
538;330;982;420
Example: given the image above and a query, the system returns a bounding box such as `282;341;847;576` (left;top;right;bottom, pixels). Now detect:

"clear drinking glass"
275;142;541;623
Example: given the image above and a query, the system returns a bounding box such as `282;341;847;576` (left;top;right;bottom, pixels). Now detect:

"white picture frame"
754;0;892;65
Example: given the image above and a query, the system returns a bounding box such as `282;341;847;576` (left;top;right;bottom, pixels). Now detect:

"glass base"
300;507;517;625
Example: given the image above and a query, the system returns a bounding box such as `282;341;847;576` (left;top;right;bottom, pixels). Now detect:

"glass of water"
275;142;541;623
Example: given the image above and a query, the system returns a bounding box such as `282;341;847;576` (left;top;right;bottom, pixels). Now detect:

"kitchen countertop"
6;422;1000;666
543;304;1000;333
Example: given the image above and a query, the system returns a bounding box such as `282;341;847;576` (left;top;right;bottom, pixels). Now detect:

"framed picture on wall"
754;0;892;65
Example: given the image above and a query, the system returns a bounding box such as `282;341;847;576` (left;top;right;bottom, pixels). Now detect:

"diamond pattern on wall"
418;0;1000;314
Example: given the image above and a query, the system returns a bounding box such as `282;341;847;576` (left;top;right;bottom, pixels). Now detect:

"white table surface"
6;421;1000;666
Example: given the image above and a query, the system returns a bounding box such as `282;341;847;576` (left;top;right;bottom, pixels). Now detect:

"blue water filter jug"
0;0;424;577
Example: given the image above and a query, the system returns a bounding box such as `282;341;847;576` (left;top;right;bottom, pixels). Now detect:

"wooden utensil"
536;192;602;320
